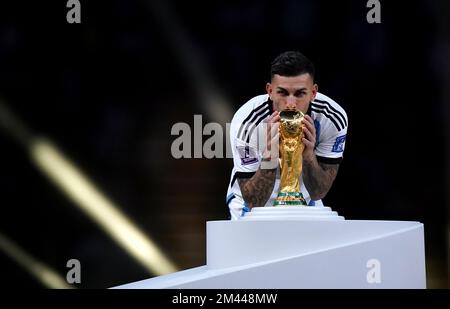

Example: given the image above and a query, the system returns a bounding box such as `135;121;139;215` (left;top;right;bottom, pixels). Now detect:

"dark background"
0;0;448;288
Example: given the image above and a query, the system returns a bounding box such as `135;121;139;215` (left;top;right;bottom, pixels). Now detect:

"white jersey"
226;92;348;220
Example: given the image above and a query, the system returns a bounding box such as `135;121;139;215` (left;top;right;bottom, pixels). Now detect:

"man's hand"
301;114;316;162
300;114;340;200
261;111;280;169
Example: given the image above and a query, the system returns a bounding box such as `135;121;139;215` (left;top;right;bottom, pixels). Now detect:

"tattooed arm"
238;168;277;209
302;158;339;200
301;114;340;200
237;111;280;209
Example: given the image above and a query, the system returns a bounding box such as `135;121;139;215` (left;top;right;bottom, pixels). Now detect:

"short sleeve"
230;115;262;173
314;113;348;165
228;95;272;175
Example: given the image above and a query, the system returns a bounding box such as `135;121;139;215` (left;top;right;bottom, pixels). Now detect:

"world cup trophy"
273;110;308;206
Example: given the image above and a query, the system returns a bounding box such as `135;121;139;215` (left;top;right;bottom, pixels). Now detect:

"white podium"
114;208;426;289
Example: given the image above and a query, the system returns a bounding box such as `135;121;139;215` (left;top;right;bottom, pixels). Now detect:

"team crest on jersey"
237;145;258;165
332;135;346;153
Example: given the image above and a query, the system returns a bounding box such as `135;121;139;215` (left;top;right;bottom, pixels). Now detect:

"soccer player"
226;51;348;220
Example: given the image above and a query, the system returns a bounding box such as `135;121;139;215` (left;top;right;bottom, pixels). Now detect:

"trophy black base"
274;192;307;206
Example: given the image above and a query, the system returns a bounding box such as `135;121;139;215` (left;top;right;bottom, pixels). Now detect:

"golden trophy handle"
274;110;307;206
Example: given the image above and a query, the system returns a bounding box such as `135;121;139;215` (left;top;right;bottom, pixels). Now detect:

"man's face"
266;73;318;113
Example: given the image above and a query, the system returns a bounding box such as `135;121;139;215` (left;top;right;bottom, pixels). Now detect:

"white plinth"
114;218;426;289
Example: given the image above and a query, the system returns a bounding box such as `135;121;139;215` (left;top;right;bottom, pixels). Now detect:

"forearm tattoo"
302;160;339;200
238;169;277;208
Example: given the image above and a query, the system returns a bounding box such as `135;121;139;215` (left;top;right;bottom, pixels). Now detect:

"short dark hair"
270;51;315;81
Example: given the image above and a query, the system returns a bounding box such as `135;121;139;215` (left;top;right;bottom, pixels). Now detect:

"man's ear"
266;83;273;99
311;84;318;101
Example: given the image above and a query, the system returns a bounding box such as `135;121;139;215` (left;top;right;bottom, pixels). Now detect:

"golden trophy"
273;110;308;206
